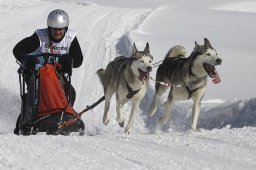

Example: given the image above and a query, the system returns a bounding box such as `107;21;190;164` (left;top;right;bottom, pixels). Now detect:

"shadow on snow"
141;86;256;133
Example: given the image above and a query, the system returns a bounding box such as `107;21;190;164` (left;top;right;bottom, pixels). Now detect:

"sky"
0;0;255;169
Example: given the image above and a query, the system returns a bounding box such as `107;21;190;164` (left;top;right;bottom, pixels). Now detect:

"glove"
18;55;25;63
18;55;38;74
59;54;72;74
25;55;37;65
59;54;73;65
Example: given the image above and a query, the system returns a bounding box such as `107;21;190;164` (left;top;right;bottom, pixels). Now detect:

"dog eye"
206;54;211;56
149;60;152;63
140;60;144;63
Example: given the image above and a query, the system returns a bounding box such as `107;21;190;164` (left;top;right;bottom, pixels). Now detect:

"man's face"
50;28;65;41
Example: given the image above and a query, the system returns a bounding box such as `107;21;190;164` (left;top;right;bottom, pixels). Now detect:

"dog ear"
132;43;138;55
204;38;212;48
194;41;199;50
195;41;199;46
144;42;150;53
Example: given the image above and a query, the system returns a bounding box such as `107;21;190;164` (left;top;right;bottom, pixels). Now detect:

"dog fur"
148;38;222;131
97;43;153;134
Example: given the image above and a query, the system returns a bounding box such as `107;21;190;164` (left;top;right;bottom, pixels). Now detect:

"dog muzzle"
138;66;152;82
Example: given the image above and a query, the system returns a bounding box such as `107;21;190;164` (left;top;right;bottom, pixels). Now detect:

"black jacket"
13;32;83;68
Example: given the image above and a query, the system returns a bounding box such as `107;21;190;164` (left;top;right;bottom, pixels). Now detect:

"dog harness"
114;56;141;99
126;82;140;99
160;55;206;100
184;85;200;99
184;73;207;99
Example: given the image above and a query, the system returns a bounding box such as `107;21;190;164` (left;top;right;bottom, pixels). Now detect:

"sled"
15;53;85;136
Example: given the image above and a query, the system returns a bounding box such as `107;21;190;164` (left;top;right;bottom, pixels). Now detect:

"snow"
0;0;256;169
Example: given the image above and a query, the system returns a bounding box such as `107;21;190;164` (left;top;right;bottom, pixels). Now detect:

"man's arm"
69;37;83;68
13;32;40;62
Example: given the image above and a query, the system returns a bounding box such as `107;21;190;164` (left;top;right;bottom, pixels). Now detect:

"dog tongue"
212;70;221;84
139;72;148;81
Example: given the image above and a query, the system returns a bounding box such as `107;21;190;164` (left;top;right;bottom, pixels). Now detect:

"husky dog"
97;43;153;134
148;38;222;131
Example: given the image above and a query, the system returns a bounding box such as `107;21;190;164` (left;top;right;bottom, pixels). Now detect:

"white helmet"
47;9;69;28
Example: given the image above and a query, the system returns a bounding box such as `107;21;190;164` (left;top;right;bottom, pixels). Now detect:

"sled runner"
15;53;85;135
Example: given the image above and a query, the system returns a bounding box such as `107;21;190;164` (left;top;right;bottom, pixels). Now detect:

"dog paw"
125;128;131;134
148;108;156;117
103;119;109;125
148;110;156;117
194;129;201;132
148;112;154;117
119;121;124;127
158;116;167;125
191;127;200;132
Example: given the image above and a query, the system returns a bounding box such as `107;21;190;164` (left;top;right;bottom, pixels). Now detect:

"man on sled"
13;9;84;135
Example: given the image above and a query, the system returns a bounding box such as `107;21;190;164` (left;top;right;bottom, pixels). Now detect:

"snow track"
1;130;256;170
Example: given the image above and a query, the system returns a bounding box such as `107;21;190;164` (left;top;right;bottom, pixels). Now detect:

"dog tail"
96;69;105;84
165;45;187;59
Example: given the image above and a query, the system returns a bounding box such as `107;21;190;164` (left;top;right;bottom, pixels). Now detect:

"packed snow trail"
0;129;256;170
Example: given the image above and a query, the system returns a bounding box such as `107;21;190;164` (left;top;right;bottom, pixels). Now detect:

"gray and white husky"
97;43;153;134
148;38;222;131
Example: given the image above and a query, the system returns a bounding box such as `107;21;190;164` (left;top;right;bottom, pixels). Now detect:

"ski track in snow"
0;131;256;170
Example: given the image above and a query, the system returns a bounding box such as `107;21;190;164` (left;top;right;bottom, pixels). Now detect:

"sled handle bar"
23;53;62;58
16;53;62;66
18;53;66;74
24;53;62;64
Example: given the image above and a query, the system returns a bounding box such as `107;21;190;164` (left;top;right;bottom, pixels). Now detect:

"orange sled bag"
34;64;84;135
